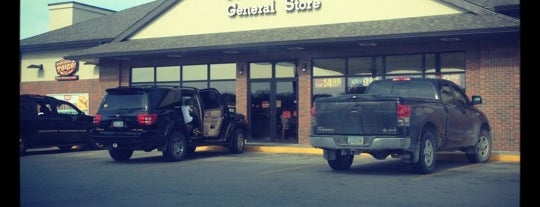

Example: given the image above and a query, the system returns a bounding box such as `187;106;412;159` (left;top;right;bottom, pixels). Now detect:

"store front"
20;0;520;151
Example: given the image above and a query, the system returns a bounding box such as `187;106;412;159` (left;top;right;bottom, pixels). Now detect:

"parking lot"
20;148;520;207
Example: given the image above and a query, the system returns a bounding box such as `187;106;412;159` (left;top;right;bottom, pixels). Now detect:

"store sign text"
227;0;322;17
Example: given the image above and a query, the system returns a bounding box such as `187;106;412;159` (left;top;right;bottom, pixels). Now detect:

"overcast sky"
20;0;155;40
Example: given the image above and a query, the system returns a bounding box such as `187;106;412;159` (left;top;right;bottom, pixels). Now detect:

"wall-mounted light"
27;64;43;70
301;63;308;73
237;65;244;75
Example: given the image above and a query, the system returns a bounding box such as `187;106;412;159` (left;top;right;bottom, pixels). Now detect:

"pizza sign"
55;59;78;76
55;59;79;81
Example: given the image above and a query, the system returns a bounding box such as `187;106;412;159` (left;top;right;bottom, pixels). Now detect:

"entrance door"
249;61;297;142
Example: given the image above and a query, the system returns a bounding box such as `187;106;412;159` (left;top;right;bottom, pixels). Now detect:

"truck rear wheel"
414;130;436;174
163;132;187;161
466;129;492;163
109;148;134;161
327;150;354;170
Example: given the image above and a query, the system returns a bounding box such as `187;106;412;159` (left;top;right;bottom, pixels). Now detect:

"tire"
108;148;134;161
19;135;28;156
414;130;436;174
327;150;354;171
466;129;492;163
228;129;246;154
163;132;188;162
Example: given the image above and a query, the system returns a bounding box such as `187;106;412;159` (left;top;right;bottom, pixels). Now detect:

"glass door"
249;61;297;142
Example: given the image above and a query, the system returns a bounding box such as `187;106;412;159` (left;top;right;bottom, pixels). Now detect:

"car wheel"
466;129;492;163
414;130;436;174
108;148;134;161
163;132;187;161
19;135;28;156
327;150;354;170
228;129;246;154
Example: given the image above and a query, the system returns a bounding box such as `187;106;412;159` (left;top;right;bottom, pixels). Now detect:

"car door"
449;84;477;146
199;89;228;138
32;101;59;146
441;83;476;148
52;100;92;144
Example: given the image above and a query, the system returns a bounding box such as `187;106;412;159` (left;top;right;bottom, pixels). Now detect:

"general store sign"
227;0;322;17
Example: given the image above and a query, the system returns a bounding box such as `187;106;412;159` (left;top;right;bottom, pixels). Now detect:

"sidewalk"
198;143;520;163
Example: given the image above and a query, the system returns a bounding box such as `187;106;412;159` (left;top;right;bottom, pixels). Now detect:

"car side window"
38;103;53;116
56;103;78;115
440;85;454;105
451;85;469;106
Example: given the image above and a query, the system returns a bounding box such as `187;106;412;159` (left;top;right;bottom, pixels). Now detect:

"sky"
19;0;155;40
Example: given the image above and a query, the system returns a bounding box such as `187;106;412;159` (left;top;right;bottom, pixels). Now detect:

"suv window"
200;90;222;109
158;90;178;108
101;93;145;110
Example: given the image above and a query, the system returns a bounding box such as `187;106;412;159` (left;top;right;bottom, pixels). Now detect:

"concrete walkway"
198;143;520;163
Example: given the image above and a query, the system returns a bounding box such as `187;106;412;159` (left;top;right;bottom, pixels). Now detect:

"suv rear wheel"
163;132;187;161
109;148;134;161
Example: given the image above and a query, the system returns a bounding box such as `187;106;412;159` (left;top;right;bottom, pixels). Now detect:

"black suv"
19;94;99;155
92;86;250;162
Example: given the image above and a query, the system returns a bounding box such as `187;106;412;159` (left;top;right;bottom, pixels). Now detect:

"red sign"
55;59;78;76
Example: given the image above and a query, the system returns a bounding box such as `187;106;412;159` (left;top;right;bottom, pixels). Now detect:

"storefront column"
235;63;249;124
297;61;312;145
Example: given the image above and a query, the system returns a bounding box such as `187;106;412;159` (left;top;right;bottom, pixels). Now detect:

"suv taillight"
397;103;411;127
137;113;158;126
93;114;102;125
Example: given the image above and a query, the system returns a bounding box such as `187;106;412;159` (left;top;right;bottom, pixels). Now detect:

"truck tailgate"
313;95;398;135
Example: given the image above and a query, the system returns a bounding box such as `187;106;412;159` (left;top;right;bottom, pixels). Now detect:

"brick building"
20;0;520;152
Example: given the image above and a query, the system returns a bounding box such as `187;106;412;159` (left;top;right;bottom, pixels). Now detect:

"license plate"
348;136;364;145
112;121;124;128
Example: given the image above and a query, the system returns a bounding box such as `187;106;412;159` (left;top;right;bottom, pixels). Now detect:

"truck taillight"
137;113;158;125
311;105;317;118
93;114;102;125
397;103;411;126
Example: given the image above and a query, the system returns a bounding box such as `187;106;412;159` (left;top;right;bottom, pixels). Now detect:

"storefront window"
313;77;345;98
183;64;207;81
385;54;423;78
250;62;272;79
275;62;296;78
441;52;465;73
157;66;180;82
210;63;236;80
313;58;345;77
131;67;154;83
348;57;372;76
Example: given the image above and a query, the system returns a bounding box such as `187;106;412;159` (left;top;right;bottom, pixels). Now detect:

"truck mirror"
472;96;483;105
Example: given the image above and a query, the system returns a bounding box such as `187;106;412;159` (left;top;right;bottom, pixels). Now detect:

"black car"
19;94;100;155
92;85;250;162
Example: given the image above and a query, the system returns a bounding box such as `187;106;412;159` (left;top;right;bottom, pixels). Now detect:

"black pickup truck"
310;77;492;174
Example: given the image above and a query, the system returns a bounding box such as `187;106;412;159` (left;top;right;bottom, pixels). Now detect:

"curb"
197;145;520;163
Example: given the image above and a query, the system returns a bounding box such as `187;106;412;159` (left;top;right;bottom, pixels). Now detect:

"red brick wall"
465;45;520;151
